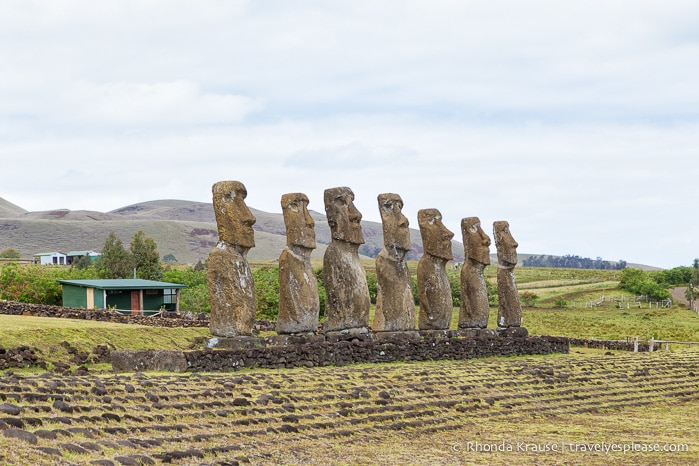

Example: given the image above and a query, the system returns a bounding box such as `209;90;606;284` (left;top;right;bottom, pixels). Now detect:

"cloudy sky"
2;1;698;269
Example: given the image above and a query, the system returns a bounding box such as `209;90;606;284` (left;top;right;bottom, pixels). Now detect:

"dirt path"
671;287;689;306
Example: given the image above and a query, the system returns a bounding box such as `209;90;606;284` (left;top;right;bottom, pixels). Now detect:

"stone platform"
111;334;568;373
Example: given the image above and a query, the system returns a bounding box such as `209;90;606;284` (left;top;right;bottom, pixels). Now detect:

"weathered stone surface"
3;428;37;444
183;336;569;371
265;334;326;346
372;330;421;342
110;350;188;373
494;220;523;328
497;326;529;338
417;209;454;330
324;328;374;343
205;336;266;350
450;328;497;338
459;217;491;328
373;193;416;332
419;329;451;339
207;181;257;337
322;187;370;332
277;193;320;334
0;403;21;415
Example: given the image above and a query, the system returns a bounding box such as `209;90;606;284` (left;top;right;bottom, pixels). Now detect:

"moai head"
212;181;256;250
378;193;411;259
494;220;518;267
281;192;316;250
324;187;364;245
462;217;491;265
418;208;454;261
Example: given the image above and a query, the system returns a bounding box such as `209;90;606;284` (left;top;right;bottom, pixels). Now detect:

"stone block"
372;330;421;342
324;327;374;343
496;327;529;338
419;329;451;339
206;336;266;350
265;334;326;346
110;350;187;373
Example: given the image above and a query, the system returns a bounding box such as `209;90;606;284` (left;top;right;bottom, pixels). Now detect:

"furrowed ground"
1;349;698;465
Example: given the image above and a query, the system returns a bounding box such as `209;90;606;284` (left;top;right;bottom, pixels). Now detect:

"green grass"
523;306;699;341
0;315;210;367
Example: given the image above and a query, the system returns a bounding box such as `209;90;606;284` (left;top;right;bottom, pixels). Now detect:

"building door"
131;291;140;311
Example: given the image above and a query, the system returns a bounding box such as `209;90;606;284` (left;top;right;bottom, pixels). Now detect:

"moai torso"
207;181;257;337
322;187;370;332
494;220;522;328
459;217;491;329
374;193;416;331
416;208;454;331
276;193;320;334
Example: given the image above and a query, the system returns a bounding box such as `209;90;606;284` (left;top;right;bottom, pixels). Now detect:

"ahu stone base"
111;335;568;373
205;336;266;350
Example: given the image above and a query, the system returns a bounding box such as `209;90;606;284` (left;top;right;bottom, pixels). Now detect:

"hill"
0;198;464;264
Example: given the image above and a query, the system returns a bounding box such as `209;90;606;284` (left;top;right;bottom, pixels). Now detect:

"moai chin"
417;208;454;331
207;181;257;337
494;220;523;328
276;193;320;334
459;217;491;329
373;193;416;332
322;187;371;332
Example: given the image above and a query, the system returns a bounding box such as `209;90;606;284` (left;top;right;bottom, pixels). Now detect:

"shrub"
520;291;539;307
253;267;280;320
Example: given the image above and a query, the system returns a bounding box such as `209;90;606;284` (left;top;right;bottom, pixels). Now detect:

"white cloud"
1;1;699;268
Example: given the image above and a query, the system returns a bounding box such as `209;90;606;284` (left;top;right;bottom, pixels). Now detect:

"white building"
33;252;68;265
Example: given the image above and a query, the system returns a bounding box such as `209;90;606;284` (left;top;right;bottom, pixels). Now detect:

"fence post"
649;337;654;352
633;337;638;353
665;342;669;351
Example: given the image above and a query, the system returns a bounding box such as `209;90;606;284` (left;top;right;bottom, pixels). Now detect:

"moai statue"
276;193;320;335
417;208;455;331
459;217;491;329
494;220;523;329
322;187;371;333
373;193;417;333
207;181;257;337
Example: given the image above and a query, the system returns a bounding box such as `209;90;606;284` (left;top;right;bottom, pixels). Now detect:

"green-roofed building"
57;279;186;313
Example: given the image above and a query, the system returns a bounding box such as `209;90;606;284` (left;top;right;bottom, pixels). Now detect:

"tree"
71;254;93;270
97;231;133;279
0;248;21;259
163;253;177;263
130;230;163;281
686;259;699;309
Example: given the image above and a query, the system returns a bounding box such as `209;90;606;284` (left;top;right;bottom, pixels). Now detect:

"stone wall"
112;336;569;372
0;301;277;331
567;338;660;352
0;346;44;370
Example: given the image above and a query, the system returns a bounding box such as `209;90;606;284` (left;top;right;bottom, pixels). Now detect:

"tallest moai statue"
207;181;257;337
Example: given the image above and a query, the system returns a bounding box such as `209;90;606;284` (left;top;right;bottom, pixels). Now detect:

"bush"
253;267;280;320
520;291;539;307
553;299;568;308
619;268;671;300
0;264;98;305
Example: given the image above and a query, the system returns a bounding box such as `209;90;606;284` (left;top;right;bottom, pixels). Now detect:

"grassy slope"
0;315;210;366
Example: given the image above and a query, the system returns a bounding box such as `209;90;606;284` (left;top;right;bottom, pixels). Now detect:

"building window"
163;289;176;304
